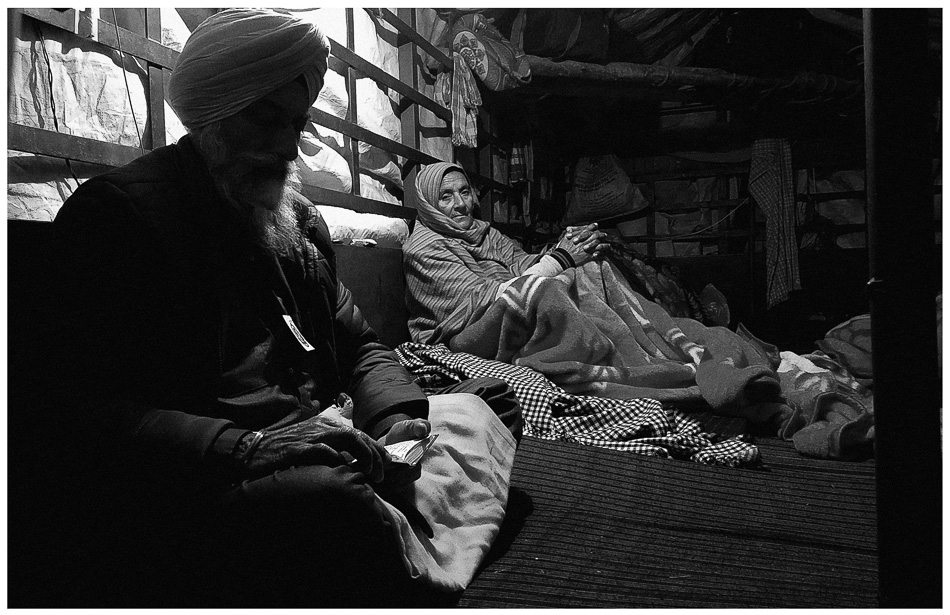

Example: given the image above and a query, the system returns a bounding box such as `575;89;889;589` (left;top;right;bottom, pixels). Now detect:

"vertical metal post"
864;9;941;607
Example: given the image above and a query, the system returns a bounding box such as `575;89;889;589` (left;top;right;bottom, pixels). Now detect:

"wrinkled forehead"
440;170;470;190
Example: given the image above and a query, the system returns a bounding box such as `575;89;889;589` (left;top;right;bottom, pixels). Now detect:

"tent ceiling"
473;8;941;158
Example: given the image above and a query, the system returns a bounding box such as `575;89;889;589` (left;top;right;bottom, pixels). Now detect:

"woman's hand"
245;414;389;483
556;222;610;267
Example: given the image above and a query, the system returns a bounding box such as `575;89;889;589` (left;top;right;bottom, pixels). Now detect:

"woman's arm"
405;231;510;344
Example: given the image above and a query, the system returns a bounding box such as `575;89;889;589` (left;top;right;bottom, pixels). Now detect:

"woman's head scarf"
168;9;330;131
411;162;489;244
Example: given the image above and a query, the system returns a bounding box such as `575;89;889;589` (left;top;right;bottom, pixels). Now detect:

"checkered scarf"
397;342;760;467
749;138;801;308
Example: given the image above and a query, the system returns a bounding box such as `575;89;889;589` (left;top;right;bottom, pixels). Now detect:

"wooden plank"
375;9;452;70
637;166;750;182
17;8;75;32
397;8;421;212
300;184;415;220
656;198;749;214
645;181;656;257
144;8;164;150
147;65;166;149
144;8;161;41
96;17;179;70
344;10;361;197
308;108;440;166
799;190;867;203
471;174;514;194
9;123;142;167
20;9;180;70
328;37;451;122
526;55;863;99
618;229;752;242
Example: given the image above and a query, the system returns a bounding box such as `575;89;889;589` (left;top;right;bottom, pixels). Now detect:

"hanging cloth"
446;52;481;148
749;138;801;308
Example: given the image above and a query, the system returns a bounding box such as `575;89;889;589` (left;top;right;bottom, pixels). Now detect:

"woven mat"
457;435;877;608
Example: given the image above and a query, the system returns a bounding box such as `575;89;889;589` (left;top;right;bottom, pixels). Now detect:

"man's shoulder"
84;141;188;192
60;138;209;224
291;193;335;259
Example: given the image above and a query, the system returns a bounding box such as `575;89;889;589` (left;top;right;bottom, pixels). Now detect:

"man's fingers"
410;419;431;438
322;430;386;482
296;442;349;467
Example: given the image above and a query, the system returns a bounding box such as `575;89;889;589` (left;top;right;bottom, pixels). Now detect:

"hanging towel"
448;52;481;148
749;138;801;307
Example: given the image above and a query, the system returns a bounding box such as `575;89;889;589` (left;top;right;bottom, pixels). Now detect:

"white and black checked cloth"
397;342;760;467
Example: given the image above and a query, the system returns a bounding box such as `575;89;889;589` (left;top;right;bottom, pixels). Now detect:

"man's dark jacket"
53;135;428;481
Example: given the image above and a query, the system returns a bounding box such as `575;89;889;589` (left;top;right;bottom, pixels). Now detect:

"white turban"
168;8;330;130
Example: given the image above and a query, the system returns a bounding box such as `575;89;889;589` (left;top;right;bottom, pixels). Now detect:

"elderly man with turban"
53;9;518;607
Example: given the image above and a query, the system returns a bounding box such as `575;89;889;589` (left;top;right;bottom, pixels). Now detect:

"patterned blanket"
445;260;783;421
397;342;761;467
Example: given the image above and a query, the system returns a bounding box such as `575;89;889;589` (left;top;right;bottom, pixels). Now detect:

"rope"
662;197;750;239
33;22;80;186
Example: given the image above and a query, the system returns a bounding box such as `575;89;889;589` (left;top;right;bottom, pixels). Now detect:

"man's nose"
274;126;301;162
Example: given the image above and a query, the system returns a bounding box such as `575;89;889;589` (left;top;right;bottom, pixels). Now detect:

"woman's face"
436;171;475;229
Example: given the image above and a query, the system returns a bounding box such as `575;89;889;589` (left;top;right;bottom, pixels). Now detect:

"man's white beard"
195;123;303;258
247;172;302;258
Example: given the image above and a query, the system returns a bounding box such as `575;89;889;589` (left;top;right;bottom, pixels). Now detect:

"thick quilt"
444;260;783;419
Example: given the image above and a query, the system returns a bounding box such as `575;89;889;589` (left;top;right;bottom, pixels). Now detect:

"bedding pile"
406;258;876;460
436;259;784;417
397;342;761;467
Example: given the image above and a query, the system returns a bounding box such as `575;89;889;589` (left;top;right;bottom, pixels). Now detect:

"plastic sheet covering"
7;152;100;221
291;8;402;202
8;9;189;220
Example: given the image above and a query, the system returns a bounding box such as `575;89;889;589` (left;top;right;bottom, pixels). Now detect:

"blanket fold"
775;351;875;460
448;260;781;424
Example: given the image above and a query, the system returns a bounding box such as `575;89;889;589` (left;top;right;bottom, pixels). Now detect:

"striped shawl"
404;224;542;345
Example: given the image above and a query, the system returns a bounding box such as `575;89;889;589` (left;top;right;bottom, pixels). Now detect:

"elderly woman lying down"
402;163;875;460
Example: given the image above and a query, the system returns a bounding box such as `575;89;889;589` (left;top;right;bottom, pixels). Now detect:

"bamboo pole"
525;55;863;101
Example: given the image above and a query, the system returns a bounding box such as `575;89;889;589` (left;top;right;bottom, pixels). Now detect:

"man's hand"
245;414;388;482
378;418;431;447
376;418;431;491
556;222;610;267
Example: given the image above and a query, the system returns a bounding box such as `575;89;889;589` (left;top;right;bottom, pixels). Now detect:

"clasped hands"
243;413;431;486
556;222;610;267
